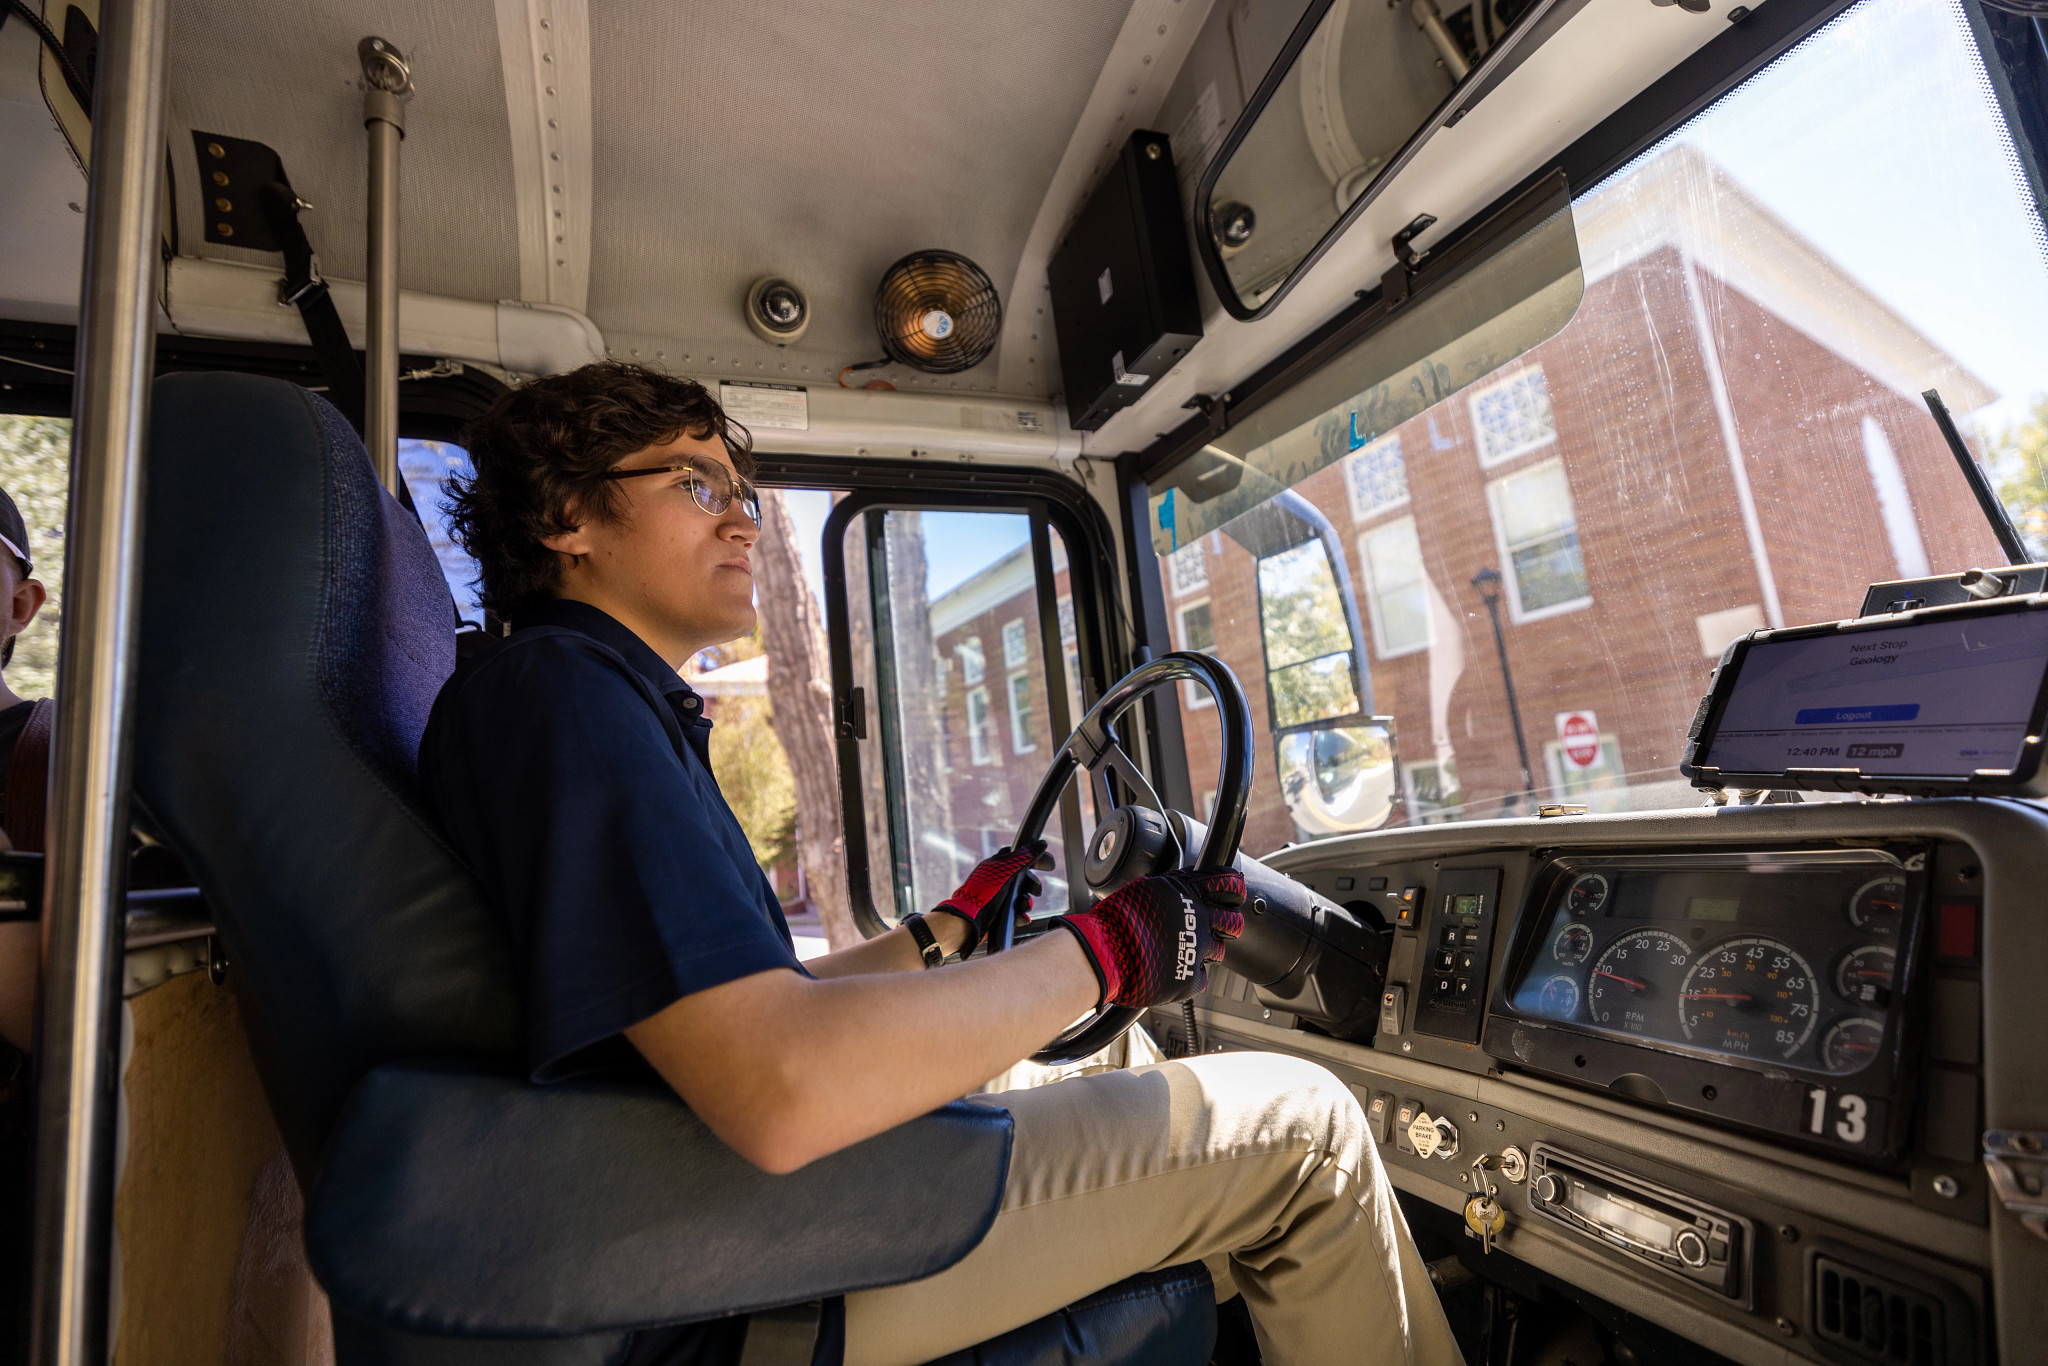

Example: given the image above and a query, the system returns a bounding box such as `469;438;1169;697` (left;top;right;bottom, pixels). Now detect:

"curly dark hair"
447;362;754;617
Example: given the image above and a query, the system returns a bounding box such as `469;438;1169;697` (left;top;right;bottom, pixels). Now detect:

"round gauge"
1679;937;1820;1058
1846;875;1907;935
1820;1016;1885;1074
1552;921;1594;966
1565;873;1611;916
1537;975;1581;1019
1587;928;1691;1035
1833;945;1897;1008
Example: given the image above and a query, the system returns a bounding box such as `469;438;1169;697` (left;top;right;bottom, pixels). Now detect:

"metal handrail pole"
360;36;411;494
28;0;170;1361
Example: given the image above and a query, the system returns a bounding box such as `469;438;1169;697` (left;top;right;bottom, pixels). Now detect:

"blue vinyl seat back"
133;372;519;1175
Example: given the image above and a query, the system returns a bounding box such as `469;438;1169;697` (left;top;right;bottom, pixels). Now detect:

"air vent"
1813;1255;1945;1365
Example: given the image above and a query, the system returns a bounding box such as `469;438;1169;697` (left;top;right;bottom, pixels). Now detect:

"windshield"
1153;0;2048;855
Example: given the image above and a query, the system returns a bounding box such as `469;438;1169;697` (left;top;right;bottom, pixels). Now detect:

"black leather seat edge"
132;372;1216;1364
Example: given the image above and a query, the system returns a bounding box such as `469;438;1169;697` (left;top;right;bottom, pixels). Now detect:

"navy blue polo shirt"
418;598;802;1082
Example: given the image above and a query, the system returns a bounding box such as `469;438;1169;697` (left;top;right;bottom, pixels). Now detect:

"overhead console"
1485;848;1924;1158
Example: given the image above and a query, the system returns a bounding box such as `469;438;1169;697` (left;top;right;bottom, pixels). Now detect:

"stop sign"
1557;711;1601;769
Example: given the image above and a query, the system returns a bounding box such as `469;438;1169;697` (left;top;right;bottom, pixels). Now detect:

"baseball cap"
0;487;32;578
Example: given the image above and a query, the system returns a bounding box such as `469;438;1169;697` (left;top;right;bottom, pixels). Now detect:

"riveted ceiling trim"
495;0;591;311
994;0;1219;398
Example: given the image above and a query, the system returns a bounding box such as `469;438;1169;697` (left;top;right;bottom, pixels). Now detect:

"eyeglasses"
601;454;761;527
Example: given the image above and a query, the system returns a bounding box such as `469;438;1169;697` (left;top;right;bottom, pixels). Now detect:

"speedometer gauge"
1587;929;1690;1035
1680;937;1819;1058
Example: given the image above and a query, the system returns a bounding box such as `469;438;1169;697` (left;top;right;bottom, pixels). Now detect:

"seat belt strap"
258;181;367;436
5;698;55;853
736;1301;822;1366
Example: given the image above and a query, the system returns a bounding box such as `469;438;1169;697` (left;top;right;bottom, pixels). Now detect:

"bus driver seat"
129;372;1218;1365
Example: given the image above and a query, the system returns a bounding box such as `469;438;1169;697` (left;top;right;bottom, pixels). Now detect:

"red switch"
1936;903;1978;962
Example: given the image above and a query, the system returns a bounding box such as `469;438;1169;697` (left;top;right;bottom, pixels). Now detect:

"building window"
1007;672;1037;754
1343;433;1408;521
935;653;951;697
966;686;994;764
1358;516;1430;657
958;636;985;685
1176;598;1216;710
1002;617;1029;669
1469;366;1556;467
1167;542;1208;596
1057;594;1075;645
1487;458;1590;619
1542;735;1628;813
1403;758;1462;824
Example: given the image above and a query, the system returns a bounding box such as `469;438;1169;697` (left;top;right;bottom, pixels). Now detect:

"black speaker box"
1048;130;1204;432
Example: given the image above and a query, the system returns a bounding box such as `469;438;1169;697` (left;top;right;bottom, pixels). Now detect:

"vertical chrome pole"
359;36;411;494
30;0;168;1361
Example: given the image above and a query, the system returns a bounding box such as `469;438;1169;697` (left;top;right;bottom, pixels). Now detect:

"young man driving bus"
421;362;1460;1366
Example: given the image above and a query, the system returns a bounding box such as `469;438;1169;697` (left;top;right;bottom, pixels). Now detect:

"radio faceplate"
1528;1144;1753;1305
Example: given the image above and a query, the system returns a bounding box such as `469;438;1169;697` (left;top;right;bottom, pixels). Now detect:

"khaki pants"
843;1047;1465;1366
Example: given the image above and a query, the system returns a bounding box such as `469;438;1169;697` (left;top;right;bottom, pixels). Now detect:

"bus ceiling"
0;0;1755;464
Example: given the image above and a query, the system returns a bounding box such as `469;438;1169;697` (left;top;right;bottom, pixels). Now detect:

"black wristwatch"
902;912;946;969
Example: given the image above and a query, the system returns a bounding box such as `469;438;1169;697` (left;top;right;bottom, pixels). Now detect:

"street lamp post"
1471;567;1535;807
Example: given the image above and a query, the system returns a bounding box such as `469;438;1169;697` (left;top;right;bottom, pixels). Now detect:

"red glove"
1054;870;1247;1009
930;841;1046;957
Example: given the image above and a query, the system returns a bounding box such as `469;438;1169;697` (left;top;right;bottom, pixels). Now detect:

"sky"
776;498;1030;606
1648;0;2048;435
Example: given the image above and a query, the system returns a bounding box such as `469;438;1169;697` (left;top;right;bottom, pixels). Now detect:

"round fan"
872;250;1002;374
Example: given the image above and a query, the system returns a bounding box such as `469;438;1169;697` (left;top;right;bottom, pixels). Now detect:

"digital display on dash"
1568;1185;1674;1250
1687;896;1741;922
1702;610;2048;778
1449;893;1483;918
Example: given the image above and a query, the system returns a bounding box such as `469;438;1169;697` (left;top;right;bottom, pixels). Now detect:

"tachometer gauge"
1820;1016;1885;1074
1552;921;1593;966
1846;875;1907;935
1537;975;1580;1019
1565;872;1611;916
1680;937;1819;1057
1832;945;1896;1007
1587;929;1690;1035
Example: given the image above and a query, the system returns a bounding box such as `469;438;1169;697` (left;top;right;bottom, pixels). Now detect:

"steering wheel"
985;651;1256;1064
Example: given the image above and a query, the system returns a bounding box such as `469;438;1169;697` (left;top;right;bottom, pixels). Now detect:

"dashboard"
1170;798;2048;1366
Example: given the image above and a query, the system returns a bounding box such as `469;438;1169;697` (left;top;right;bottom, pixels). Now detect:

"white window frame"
1167;543;1208;597
966;686;995;765
1402;757;1462;825
958;636;985;686
1468;365;1558;468
1006;671;1038;754
1001;617;1029;669
1342;432;1409;522
1356;516;1431;659
1175;597;1217;710
1485;457;1591;623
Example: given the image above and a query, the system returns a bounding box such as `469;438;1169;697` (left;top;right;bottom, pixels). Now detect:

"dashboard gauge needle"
1594;969;1649;992
1682;991;1753;1002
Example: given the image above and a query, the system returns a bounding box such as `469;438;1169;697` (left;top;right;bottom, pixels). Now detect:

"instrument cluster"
1501;853;1914;1082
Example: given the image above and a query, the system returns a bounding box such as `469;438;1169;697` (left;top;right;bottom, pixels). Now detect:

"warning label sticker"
719;381;809;431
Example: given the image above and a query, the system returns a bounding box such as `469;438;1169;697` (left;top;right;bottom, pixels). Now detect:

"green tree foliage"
1991;396;2048;559
694;625;798;878
0;416;71;700
1255;542;1359;728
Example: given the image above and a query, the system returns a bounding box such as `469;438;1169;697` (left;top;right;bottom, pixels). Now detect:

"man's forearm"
805;913;971;980
627;927;1099;1173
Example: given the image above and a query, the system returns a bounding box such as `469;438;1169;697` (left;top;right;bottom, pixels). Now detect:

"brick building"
1161;146;2005;854
903;147;2006;865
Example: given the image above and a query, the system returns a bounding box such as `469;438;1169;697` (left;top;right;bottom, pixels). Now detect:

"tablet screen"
1700;610;2048;778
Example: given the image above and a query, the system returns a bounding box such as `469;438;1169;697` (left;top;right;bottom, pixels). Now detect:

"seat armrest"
305;1062;1012;1337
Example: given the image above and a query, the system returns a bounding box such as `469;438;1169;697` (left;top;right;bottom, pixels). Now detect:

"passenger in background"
0;483;50;1054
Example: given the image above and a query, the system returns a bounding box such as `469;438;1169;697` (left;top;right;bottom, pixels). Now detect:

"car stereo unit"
1681;593;2048;798
1526;1145;1753;1304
